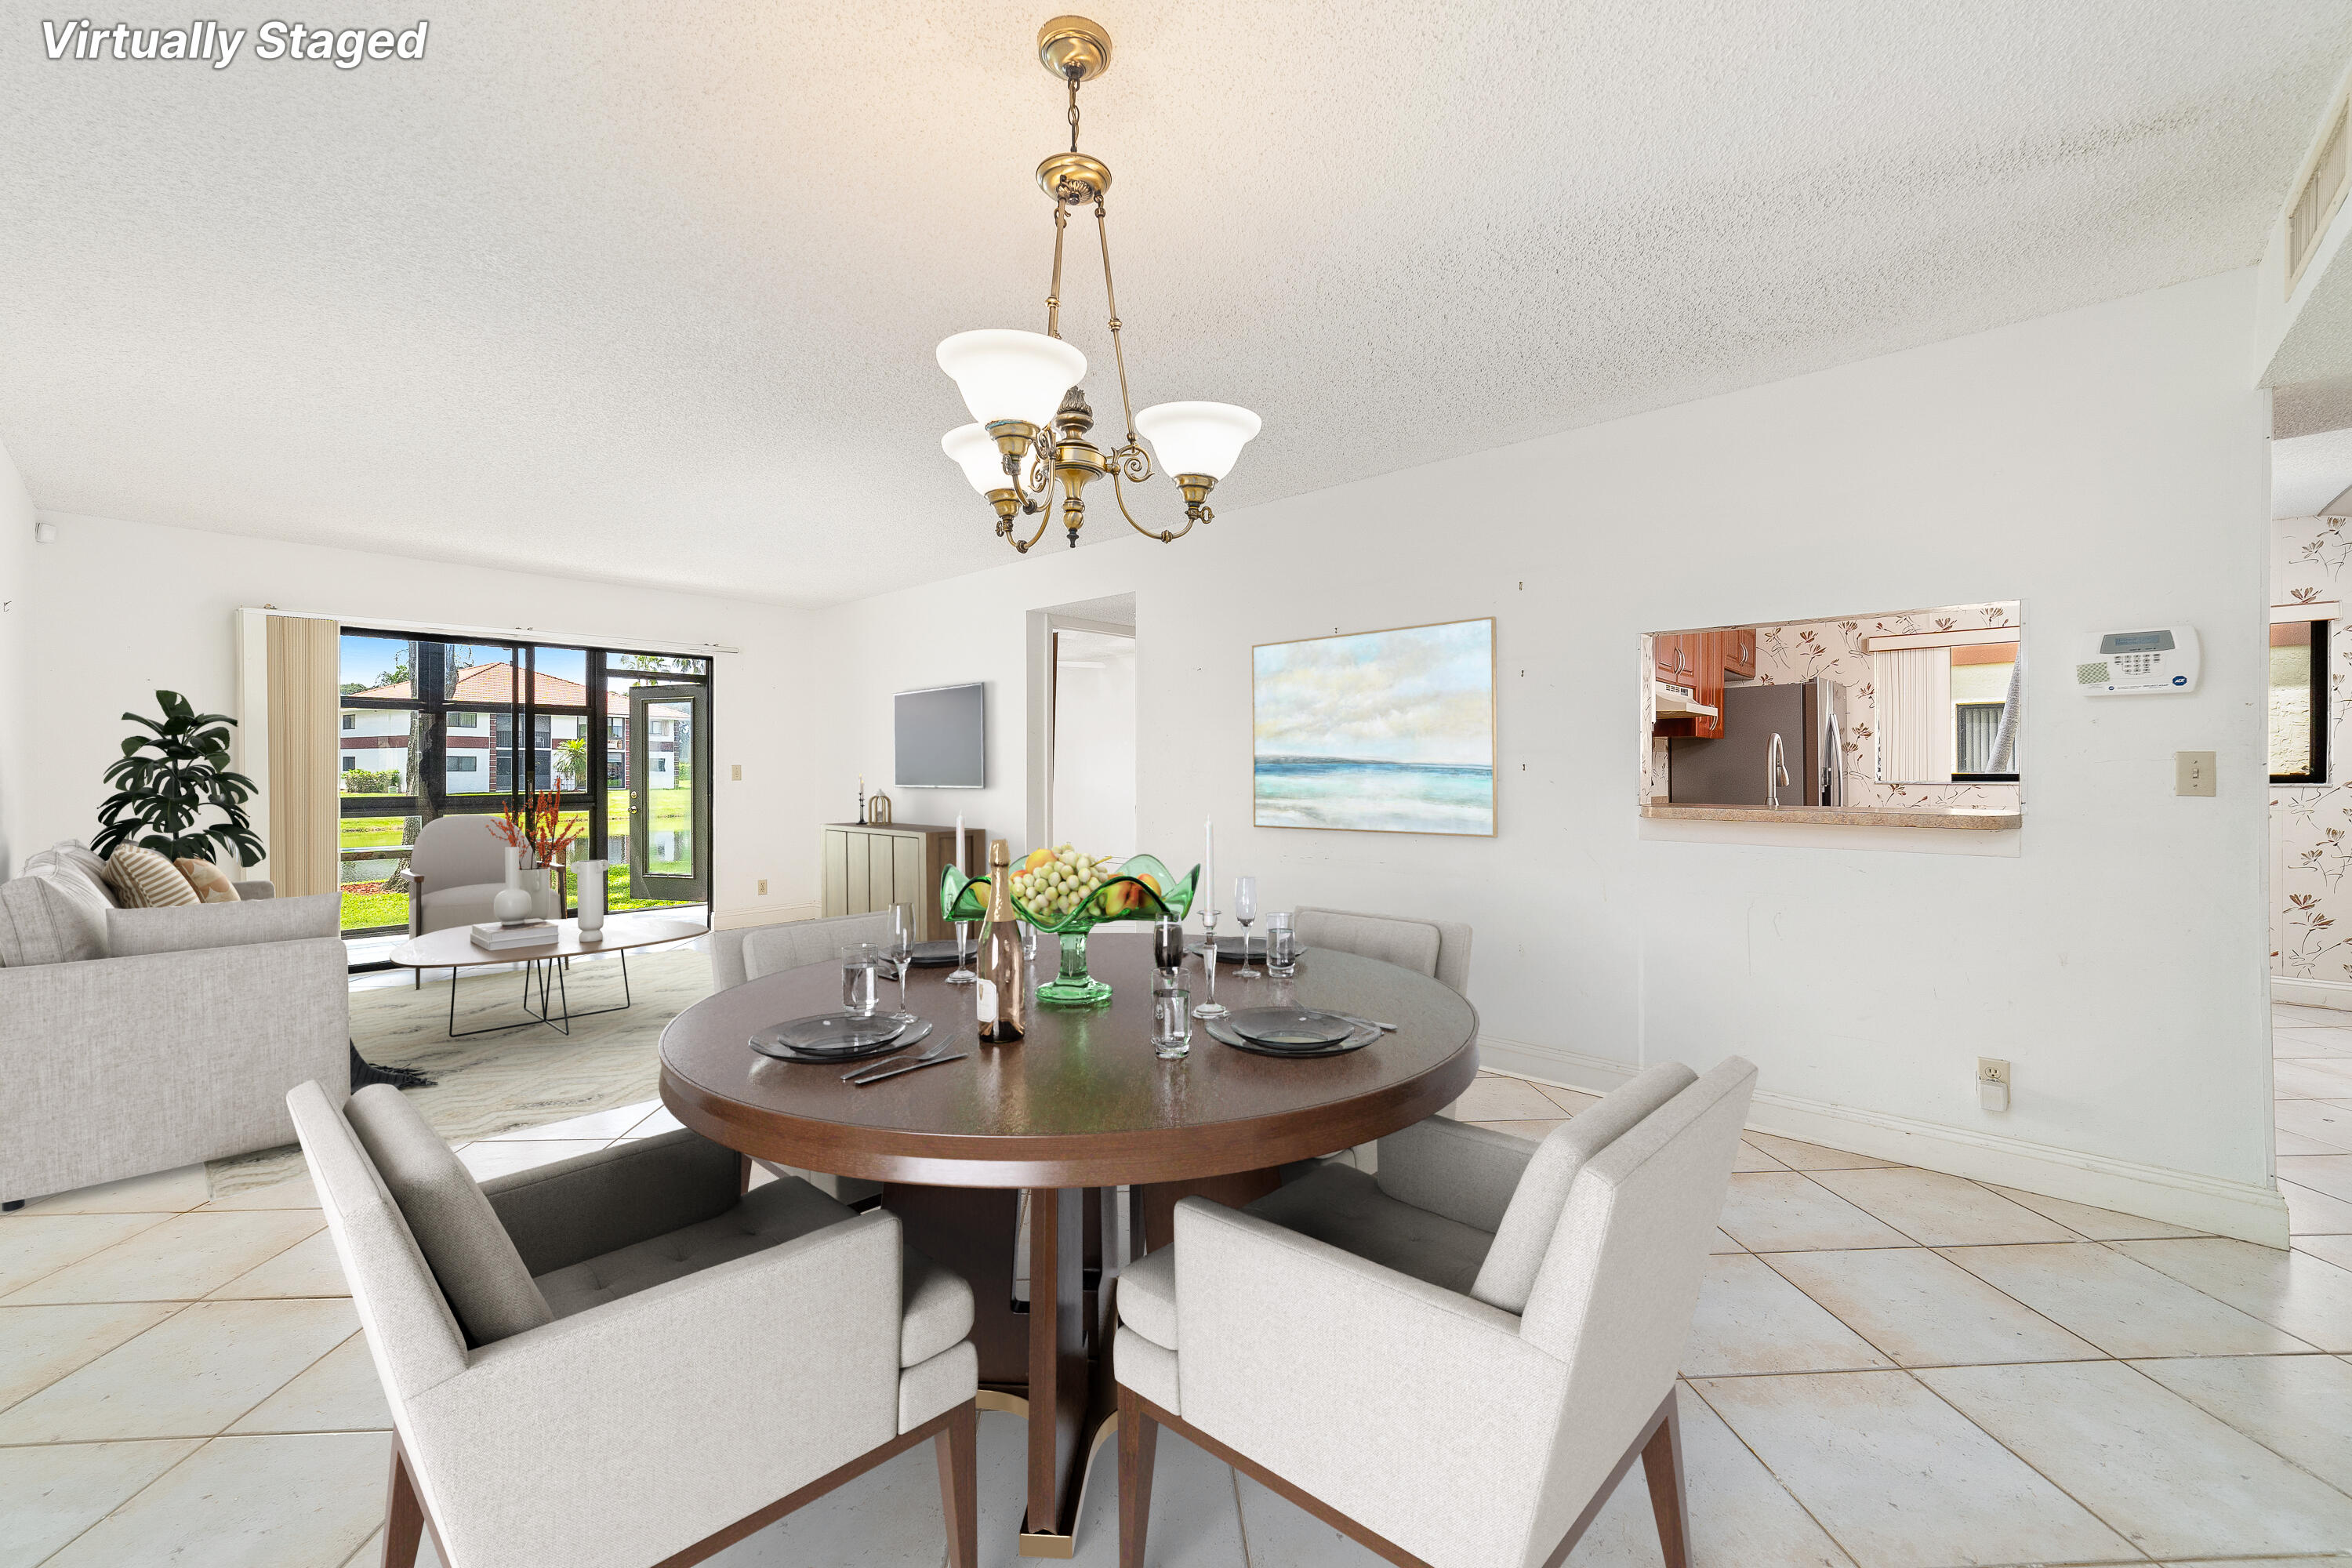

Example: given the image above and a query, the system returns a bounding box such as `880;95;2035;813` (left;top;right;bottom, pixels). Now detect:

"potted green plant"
92;690;264;868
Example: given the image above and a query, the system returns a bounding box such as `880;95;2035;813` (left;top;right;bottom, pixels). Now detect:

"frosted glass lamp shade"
942;423;1010;495
936;330;1087;429
1135;401;1261;479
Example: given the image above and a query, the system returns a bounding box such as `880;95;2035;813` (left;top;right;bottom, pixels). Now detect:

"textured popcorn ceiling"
2;2;2349;605
2272;426;2352;517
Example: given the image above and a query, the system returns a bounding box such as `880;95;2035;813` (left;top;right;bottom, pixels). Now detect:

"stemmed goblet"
1232;875;1261;978
887;903;915;1013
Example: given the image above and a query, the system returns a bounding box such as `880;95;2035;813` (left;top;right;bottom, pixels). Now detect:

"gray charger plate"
750;1011;919;1063
1203;1014;1379;1058
1224;1006;1357;1049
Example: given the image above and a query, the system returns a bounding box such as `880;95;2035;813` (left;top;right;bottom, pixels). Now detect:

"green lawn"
339;807;700;933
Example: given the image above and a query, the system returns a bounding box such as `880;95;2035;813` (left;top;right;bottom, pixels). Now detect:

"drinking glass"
1153;984;1193;1059
1232;875;1261;978
1266;911;1298;978
947;920;977;985
1192;908;1228;1018
887;904;915;1011
1152;917;1186;978
840;943;886;1018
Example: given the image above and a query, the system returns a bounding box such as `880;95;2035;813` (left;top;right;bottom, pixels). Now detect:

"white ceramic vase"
574;858;609;936
492;845;533;924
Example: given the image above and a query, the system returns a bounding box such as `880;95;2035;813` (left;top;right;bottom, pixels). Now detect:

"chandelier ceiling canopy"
936;15;1260;554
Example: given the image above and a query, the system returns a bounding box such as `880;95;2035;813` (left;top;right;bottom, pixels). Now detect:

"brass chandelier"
937;16;1261;552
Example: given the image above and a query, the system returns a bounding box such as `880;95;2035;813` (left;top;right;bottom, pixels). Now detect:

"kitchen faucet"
1766;731;1789;808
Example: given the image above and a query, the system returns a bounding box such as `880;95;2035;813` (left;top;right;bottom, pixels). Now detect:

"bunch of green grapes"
1007;844;1115;921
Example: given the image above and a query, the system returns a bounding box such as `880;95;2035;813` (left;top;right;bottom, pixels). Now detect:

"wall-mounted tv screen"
895;682;985;789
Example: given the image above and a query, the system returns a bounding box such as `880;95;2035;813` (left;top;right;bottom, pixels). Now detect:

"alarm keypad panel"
2076;627;2200;696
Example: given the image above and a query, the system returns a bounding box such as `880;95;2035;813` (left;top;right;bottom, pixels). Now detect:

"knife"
850;1051;970;1087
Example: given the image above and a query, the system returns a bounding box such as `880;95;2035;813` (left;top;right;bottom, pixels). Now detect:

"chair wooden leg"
937;1400;978;1568
1117;1383;1159;1568
1640;1396;1691;1568
383;1439;425;1568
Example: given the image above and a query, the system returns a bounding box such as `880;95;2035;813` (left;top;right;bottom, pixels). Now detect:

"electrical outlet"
2175;751;2215;797
731;764;742;782
757;878;768;896
1977;1056;2010;1112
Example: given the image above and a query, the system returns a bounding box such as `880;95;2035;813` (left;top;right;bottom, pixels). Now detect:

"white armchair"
398;815;511;939
288;1081;978;1568
1112;1058;1755;1568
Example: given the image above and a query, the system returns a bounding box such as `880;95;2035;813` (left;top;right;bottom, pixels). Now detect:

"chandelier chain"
1066;74;1080;154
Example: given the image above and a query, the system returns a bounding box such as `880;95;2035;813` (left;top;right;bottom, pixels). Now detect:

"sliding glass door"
337;630;711;944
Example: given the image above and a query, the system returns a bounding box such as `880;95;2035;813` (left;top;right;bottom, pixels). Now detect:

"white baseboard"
2274;976;2352;1012
1477;1033;2291;1248
711;900;821;931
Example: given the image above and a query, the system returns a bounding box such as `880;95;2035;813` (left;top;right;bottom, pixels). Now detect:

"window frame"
2272;616;2331;786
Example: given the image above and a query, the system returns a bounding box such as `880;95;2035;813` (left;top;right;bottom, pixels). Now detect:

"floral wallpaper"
1642;603;2023;809
2272;515;2352;981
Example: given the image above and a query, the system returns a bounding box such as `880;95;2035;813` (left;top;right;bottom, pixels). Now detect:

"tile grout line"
1678;1374;1871;1568
0;1298;203;1425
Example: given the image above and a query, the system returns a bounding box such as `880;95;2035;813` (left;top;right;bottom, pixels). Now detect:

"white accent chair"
1112;1058;1756;1568
1293;906;1472;996
710;910;898;1205
398;815;511;939
288;1081;979;1568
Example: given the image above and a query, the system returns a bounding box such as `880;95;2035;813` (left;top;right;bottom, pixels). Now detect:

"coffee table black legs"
441;949;633;1038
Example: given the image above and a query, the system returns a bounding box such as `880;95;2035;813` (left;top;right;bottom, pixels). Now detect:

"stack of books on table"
470;920;559;951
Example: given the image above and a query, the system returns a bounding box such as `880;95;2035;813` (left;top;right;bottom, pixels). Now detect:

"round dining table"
659;932;1478;1558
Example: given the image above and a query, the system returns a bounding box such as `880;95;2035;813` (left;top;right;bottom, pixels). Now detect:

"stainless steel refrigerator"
1666;679;1846;808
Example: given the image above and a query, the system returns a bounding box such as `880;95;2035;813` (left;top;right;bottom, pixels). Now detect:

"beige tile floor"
10;1014;2352;1566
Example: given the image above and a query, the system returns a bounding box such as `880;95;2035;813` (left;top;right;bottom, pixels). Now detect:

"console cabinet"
819;822;985;942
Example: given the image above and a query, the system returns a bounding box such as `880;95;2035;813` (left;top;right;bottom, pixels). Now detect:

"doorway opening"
1031;594;1136;860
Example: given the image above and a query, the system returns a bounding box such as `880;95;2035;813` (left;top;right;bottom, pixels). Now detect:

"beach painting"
1253;618;1495;836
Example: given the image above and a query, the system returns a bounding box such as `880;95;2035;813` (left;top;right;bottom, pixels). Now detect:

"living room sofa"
0;841;349;1206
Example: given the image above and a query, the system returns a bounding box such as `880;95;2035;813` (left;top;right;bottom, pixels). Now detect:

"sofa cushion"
106;893;340;958
103;847;201;909
0;866;111;966
343;1084;554;1346
175;858;242;903
1243;1163;1495;1298
531;1174;861;1319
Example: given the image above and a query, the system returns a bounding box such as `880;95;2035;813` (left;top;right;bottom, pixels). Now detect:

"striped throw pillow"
103;846;202;909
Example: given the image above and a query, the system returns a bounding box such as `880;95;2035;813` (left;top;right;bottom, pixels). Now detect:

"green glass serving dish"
940;853;1197;1006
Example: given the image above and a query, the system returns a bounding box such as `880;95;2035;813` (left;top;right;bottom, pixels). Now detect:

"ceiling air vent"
2288;100;2350;295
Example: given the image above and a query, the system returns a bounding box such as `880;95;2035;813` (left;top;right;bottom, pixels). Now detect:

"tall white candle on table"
956;814;966;875
1203;817;1214;916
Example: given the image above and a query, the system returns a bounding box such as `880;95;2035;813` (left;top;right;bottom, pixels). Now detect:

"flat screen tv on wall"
895;682;985;789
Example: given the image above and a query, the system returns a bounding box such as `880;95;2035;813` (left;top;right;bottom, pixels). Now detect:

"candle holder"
1192;909;1229;1019
941;855;1196;1006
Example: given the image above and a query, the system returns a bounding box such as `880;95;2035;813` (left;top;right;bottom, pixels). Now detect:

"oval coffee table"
659;935;1478;1557
390;915;708;1038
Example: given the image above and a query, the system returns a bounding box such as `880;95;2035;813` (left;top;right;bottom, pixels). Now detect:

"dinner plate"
749;1010;915;1062
906;940;966;967
1225;1007;1357;1049
1204;1014;1379;1058
1197;936;1310;964
751;1017;935;1065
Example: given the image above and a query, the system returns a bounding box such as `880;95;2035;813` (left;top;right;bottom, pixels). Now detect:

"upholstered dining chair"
708;909;900;1203
1291;906;1472;996
709;909;898;991
1112;1057;1756;1568
287;1081;979;1568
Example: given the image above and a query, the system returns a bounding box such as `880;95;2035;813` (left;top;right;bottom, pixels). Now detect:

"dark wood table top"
659;933;1480;1187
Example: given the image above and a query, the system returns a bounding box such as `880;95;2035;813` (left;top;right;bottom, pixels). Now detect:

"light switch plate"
731;764;742;781
2175;751;2216;797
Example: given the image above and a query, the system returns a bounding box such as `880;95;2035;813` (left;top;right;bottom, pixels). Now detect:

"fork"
844;1038;951;1083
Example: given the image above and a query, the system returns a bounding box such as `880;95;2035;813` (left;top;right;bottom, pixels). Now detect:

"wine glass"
1232;875;1260;978
887;903;915;1013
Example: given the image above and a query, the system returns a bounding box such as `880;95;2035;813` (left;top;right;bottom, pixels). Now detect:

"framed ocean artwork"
1252;618;1496;836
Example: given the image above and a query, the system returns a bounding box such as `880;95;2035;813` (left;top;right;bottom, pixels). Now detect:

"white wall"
818;270;2279;1236
0;438;35;876
20;514;827;924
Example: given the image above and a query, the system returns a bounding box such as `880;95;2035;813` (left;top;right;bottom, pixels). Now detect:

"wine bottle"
978;838;1027;1043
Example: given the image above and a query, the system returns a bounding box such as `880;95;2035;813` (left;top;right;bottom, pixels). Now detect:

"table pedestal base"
884;1168;1282;1558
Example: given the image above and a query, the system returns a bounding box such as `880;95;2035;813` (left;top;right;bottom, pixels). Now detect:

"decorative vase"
492;846;533;924
529;866;561;920
941;854;1196;1008
574;859;608;936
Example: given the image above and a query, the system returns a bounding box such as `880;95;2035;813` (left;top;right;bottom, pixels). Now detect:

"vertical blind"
264;615;340;896
1871;647;1954;784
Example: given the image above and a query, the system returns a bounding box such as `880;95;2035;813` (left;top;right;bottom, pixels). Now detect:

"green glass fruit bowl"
940;851;1197;1006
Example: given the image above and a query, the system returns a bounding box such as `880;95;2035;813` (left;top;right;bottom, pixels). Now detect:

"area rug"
208;947;714;1196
